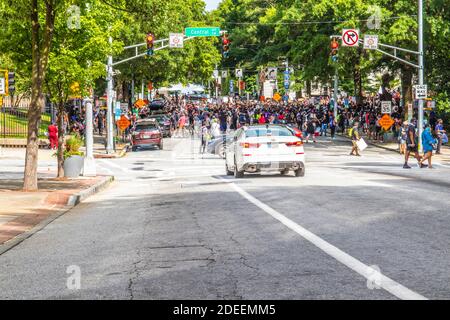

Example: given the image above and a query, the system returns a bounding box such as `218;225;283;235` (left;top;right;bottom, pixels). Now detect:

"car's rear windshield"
135;125;158;131
245;127;293;137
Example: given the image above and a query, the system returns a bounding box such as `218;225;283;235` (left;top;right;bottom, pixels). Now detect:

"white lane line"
98;159;131;173
221;178;427;300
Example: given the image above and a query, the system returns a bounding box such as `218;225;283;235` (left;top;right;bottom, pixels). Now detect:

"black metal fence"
0;107;51;138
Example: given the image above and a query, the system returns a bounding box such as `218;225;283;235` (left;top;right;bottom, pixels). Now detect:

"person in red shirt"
48;122;58;150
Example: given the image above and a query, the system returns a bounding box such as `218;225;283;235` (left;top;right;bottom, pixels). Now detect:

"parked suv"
131;119;163;151
147;113;172;137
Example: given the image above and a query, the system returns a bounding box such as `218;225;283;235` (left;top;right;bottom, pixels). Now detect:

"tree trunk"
57;105;65;178
306;80;311;97
23;0;55;191
401;64;413;119
353;49;363;105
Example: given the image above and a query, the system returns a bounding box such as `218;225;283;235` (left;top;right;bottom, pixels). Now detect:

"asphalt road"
1;135;450;299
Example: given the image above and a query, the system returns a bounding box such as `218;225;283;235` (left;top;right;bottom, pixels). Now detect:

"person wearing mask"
420;124;437;169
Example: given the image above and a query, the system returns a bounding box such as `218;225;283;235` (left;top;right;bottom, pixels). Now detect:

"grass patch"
0;111;51;139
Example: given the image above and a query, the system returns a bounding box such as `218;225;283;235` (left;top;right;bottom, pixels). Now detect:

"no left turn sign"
342;29;359;47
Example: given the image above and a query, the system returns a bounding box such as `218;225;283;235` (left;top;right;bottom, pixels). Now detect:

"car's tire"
225;162;234;176
234;160;244;178
295;166;305;177
280;169;290;175
132;146;137;152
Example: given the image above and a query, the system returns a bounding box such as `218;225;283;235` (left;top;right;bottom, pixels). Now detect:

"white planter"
64;155;84;178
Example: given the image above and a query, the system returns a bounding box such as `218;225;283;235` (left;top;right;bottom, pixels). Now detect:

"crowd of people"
48;91;447;169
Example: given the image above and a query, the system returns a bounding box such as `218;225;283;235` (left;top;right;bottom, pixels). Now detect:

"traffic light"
146;33;155;56
6;72;15;95
222;33;230;58
330;38;339;62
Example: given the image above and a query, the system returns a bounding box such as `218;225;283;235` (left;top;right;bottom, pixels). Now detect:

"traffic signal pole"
329;0;425;150
105;35;196;153
418;0;424;153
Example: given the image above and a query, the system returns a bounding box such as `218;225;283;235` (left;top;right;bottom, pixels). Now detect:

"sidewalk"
84;134;129;159
0;175;113;252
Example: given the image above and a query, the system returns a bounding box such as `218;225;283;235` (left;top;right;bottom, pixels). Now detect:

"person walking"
199;121;210;154
398;121;407;155
404;119;426;169
434;119;445;154
329;112;336;139
420;124;437;169
48;122;58;150
349;121;361;156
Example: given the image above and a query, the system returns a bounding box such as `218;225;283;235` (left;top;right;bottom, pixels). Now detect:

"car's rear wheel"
234;160;244;178
295;166;305;177
132;146;137;152
280;169;290;175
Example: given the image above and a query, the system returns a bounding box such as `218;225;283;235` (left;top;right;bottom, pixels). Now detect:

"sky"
205;0;221;11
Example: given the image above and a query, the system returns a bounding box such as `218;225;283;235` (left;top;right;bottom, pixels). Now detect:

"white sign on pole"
169;33;184;48
342;29;359;47
221;70;228;78
414;85;427;99
213;69;219;78
0;78;5;95
381;101;392;114
266;67;277;80
363;34;378;50
235;69;243;78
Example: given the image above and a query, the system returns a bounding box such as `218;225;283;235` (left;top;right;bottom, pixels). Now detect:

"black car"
147;113;171;137
149;99;166;111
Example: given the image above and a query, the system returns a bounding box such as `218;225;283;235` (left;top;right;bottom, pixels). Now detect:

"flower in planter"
64;134;85;160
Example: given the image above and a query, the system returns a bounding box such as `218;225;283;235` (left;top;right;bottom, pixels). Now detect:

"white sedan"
225;125;305;178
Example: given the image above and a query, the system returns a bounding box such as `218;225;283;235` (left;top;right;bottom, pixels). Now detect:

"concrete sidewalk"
0;175;113;252
82;134;129;159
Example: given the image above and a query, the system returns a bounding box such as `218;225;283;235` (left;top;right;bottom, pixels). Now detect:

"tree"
45;0;127;177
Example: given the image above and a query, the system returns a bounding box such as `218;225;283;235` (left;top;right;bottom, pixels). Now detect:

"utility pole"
106;36;114;154
83;98;96;176
417;0;425;153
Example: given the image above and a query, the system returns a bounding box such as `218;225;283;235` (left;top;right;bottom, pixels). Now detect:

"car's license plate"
142;135;150;139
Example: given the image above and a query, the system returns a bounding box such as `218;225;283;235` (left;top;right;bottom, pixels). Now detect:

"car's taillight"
240;142;260;148
286;141;303;147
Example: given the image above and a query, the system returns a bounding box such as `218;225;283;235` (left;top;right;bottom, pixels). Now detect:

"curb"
0;175;114;256
67;175;115;206
93;144;129;159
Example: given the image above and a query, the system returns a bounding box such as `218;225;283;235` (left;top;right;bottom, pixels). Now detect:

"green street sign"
185;27;220;37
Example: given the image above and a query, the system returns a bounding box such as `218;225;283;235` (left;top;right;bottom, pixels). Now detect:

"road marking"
98;159;131;173
221;178;427;300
